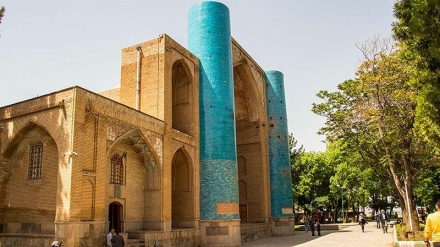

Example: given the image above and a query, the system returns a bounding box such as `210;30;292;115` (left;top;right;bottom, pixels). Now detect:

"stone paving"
242;222;394;247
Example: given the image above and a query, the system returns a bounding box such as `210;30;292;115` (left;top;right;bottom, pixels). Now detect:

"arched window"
110;153;125;184
172;60;193;136
28;141;43;179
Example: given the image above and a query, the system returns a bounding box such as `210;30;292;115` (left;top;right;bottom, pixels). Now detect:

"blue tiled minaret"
188;1;239;221
265;71;293;219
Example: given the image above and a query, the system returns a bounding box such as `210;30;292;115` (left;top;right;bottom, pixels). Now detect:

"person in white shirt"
107;229;115;247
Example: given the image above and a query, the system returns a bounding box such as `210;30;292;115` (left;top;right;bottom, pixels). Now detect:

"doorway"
109;202;123;232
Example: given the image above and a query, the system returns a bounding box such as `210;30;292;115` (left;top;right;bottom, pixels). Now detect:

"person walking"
359;212;366;232
379;209;389;233
106;229;115;247
424;200;440;247
111;230;125;247
316;220;321;236
304;217;309;233
386;212;391;230
310;218;315;236
376;212;381;229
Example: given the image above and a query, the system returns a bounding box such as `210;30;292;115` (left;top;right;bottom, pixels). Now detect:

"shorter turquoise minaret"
265;70;293;218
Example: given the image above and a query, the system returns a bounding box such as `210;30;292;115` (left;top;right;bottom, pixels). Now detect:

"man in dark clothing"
376;213;381;229
316;221;321;236
310;219;315;236
111;231;125;247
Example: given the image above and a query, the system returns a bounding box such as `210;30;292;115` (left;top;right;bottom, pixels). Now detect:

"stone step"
127;232;145;241
127;238;145;247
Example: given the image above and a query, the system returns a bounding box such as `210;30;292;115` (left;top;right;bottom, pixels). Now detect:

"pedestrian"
111;230;125;247
424;199;440;247
316;220;321;236
310;218;315;236
304;217;309;233
421;209;427;224
376;213;381;229
107;228;115;247
386;212;391;230
359;212;366;232
379;209;389;233
314;213;320;223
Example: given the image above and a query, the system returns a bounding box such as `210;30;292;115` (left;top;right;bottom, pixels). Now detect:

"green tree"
312;38;437;230
0;6;4;25
327;141;374;222
393;0;440;153
413;166;440;212
288;134;304;168
291;150;334;217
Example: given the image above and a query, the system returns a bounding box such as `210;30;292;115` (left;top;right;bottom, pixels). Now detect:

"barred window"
29;142;43;179
110;153;124;184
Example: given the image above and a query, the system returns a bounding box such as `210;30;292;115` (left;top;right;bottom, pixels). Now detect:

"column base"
200;219;241;247
270;217;294;236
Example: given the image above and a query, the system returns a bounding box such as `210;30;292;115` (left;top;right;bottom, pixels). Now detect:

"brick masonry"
0;2;294;247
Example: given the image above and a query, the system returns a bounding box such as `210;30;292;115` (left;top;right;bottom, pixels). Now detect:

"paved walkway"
242;222;394;247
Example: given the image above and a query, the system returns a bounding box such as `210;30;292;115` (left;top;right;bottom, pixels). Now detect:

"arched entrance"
107;129;161;232
109;202;123;232
171;148;195;228
234;62;267;223
172;60;194;136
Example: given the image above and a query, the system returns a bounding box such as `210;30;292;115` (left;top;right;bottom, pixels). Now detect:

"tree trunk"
391;170;419;230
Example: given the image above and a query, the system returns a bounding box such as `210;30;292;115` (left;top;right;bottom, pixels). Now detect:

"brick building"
0;2;293;246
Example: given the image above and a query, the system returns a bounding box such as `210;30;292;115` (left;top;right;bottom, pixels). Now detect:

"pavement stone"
242;222;394;247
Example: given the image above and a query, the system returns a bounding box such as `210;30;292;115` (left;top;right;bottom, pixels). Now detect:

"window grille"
29;142;43;179
110;153;124;184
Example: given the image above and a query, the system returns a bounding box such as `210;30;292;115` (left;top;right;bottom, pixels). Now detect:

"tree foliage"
290;138;380;223
0;6;4;25
393;0;440;153
312;38;439;230
291;149;333;214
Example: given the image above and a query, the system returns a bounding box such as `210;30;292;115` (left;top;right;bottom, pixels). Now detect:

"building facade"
0;2;293;246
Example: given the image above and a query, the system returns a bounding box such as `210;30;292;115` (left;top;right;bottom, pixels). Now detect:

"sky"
0;0;395;152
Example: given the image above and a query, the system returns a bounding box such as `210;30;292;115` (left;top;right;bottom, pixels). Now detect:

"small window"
29;142;43;179
110;153;125;184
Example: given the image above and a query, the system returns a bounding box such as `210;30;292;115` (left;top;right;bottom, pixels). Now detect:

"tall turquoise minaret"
188;2;241;245
188;2;240;245
266;70;294;235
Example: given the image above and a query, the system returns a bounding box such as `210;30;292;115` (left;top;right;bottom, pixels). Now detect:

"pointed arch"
107;129;160;175
171;146;195;229
0;120;59;233
233;59;265;124
106;129;161;232
172;147;192;192
172;59;194;136
3;121;58;158
234;59;268;224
